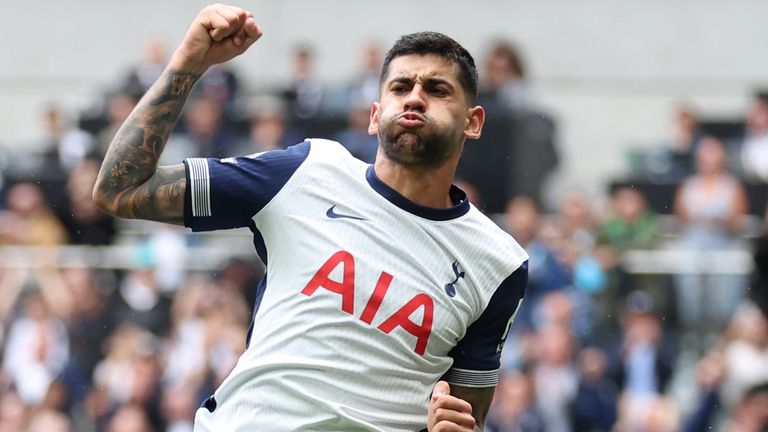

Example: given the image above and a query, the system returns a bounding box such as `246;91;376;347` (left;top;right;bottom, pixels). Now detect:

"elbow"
91;183;118;217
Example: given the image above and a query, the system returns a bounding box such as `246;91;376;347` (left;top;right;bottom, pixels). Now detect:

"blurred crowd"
0;36;767;432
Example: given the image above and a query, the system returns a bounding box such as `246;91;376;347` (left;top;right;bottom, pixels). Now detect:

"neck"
372;149;460;208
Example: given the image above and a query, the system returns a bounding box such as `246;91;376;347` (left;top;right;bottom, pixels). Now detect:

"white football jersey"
184;139;528;431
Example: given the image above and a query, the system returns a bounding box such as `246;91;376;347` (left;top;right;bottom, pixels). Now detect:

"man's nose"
403;85;426;112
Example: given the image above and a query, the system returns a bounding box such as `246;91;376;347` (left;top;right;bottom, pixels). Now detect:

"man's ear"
368;102;380;135
464;105;485;139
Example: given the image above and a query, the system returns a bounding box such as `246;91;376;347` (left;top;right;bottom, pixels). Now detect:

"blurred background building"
1;0;767;431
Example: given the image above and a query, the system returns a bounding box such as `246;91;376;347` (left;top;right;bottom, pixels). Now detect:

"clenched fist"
169;3;262;74
428;381;477;432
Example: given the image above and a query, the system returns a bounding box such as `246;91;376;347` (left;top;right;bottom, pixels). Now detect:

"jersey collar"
365;165;470;221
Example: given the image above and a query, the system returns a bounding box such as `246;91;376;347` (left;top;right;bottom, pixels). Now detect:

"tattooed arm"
91;71;197;224
92;4;262;223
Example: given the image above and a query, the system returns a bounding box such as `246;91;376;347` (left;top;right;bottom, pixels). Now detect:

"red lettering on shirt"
302;251;434;356
301;250;355;314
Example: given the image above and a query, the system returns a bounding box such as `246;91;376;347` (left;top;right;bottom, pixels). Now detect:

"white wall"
2;0;767;202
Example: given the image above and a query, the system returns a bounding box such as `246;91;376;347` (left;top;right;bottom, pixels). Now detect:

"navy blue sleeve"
183;141;311;232
445;261;528;387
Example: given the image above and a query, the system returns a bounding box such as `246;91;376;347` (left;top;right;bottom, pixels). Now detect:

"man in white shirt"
93;5;528;431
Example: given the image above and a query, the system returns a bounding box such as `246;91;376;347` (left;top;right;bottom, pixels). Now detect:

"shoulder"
449;205;529;307
466;205;529;268
306;138;351;156
303;138;369;172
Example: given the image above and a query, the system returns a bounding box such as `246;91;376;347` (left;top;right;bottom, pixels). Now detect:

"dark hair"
756;91;768;106
488;40;526;78
380;31;479;105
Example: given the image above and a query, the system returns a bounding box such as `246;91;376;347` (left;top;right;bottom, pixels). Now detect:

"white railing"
0;243;255;271
621;249;753;275
0;243;755;275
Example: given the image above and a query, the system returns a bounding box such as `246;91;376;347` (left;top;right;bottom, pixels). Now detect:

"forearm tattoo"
95;69;199;223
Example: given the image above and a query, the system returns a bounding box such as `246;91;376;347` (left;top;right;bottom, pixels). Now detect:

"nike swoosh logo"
326;205;367;221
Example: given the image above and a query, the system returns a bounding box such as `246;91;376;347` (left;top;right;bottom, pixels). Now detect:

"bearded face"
376;109;462;169
368;54;484;171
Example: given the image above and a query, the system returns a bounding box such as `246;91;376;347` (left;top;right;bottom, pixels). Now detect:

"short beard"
378;114;458;169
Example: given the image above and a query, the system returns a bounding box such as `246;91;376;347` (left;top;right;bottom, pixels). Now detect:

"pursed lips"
397;112;427;128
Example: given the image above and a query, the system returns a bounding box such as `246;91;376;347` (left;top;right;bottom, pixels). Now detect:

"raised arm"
92;4;262;223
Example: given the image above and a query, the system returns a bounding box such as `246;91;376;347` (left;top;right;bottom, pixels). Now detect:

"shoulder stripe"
187;158;211;217
443;367;500;388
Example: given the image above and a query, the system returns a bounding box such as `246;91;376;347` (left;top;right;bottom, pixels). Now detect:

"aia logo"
443;261;465;298
301;251;434;355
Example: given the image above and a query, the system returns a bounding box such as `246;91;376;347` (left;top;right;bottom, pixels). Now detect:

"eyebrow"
388;76;455;90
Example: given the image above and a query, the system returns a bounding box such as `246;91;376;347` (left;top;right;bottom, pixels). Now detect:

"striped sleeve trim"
187;158;211;217
443;368;500;388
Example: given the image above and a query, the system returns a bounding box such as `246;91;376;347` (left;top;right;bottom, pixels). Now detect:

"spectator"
0;182;68;245
94;92;138;158
739;92;768;182
161;381;197;432
0;268;27;346
282;44;324;120
478;40;529;112
501;197;572;371
192;65;241;118
531;325;579;432
162;277;211;389
334;103;379;163
558;190;597;255
347;40;384;109
456;111;558;213
58;158;117;245
38;105;96;179
719;303;768;410
129;349;165;430
199;287;249;389
474;40;560;207
604;293;675;404
682;350;726;432
596;187;664;329
485;370;545;432
673;136;749;341
92;325;157;407
2;291;70;406
82;386;112;432
531;290;593;345
607;300;679;432
161;275;248;401
109;267;172;336
120;37;169;98
599;186;658;252
231;103;303;156
503;197;571;330
106;403;155;432
214;257;264;313
751;204;768;318
171;96;240;160
666;105;705;180
720;382;768;432
569;347;618;432
58;267;115;402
